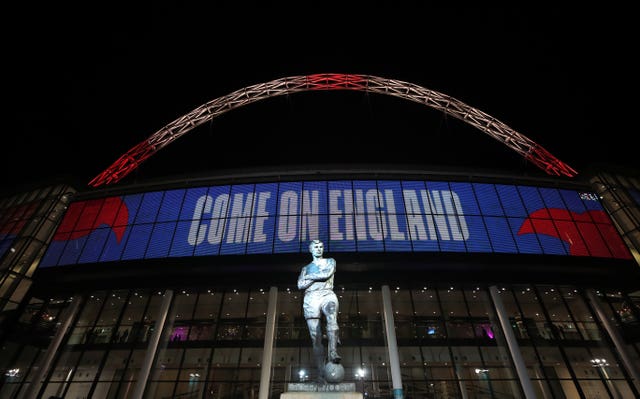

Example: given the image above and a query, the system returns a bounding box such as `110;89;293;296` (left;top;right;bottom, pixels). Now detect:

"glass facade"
0;185;74;314
590;172;640;265
2;283;639;398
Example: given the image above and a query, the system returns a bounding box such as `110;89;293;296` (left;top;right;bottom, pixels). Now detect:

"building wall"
1;282;640;398
2;169;640;398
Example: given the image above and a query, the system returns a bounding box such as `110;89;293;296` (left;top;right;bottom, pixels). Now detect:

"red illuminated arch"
88;73;577;187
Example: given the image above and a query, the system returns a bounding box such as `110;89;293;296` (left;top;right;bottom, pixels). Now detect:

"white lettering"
277;190;298;242
301;190;319;241
188;195;211;246
186;184;469;249
343;190;354;240
419;190;438;239
251;192;271;243
354;190;367;240
226;193;255;244
329;190;343;240
384;189;406;240
441;191;469;240
366;189;384;240
403;190;428;240
426;190;450;240
188;194;230;246
208;194;230;244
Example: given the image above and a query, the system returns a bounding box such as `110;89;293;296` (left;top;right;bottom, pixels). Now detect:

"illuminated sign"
40;180;632;267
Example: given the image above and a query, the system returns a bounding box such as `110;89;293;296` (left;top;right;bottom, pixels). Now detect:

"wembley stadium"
1;74;639;399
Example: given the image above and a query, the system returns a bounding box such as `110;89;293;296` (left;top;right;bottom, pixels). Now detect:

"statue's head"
309;239;324;254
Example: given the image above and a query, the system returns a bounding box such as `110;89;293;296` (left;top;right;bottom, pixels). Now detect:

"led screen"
39;180;632;267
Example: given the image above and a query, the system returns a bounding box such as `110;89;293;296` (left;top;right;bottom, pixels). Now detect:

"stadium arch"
88;73;577;187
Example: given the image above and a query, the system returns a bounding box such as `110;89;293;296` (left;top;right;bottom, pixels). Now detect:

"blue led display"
39;179;632;267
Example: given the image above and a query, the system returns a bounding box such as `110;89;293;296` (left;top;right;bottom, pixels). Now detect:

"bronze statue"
297;239;341;382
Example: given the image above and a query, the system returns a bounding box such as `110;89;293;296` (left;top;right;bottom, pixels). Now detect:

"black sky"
4;5;637;195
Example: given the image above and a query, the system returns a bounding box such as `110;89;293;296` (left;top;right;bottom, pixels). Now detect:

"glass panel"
496;287;530;339
512;285;547;340
180;347;211;380
123;349;146;382
538;286;572;338
3;344;40;385
172;290;197;322
65;382;93;399
117;290;150;344
166;291;195;343
145;382;175;399
487;379;524;398
537;346;572;379
152;348;183;381
481;346;516;379
273;347;303;381
100;349;130;382
96;290;128;343
411;286;441;317
448;318;475;339
276;287;304;341
76;292;107;328
174;379;205;398
92;382;112;399
137;292;166;344
219;289;248;319
41;382;65;399
72;350;104;382
561;287;590;320
209;348;241;383
193;289;222;320
577;321;603;341
357;288;383;339
439;286;467;319
412;287;444;339
422;346;454;380
610;380;636;399
578;379;609;399
337;289;361;341
0;383;19;399
389;286;413;339
49;350;81;381
355;346;391;397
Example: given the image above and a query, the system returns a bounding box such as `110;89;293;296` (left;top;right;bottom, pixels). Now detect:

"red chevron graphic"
518;208;631;259
53;197;128;243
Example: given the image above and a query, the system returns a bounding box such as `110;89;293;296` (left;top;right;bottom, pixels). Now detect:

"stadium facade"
0;166;639;399
1;74;639;399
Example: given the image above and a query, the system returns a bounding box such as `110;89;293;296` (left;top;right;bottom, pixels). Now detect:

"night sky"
4;5;637;196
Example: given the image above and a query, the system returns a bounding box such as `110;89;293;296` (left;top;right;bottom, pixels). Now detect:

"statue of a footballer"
297;240;342;382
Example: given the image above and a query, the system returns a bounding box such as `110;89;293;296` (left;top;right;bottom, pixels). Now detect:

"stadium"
1;74;639;399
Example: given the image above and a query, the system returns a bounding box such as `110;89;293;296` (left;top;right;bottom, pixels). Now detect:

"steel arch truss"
88;73;577;187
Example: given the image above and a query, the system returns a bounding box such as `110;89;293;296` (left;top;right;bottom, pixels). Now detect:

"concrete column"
533;365;553;399
24;295;82;399
381;285;403;399
586;289;640;386
454;365;469;399
259;286;278;399
131;289;174;399
489;286;536;399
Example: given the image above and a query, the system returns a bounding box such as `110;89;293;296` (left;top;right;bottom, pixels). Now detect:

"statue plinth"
282;382;361;399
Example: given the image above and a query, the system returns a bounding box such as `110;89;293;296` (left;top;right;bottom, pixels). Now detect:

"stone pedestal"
281;382;362;399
